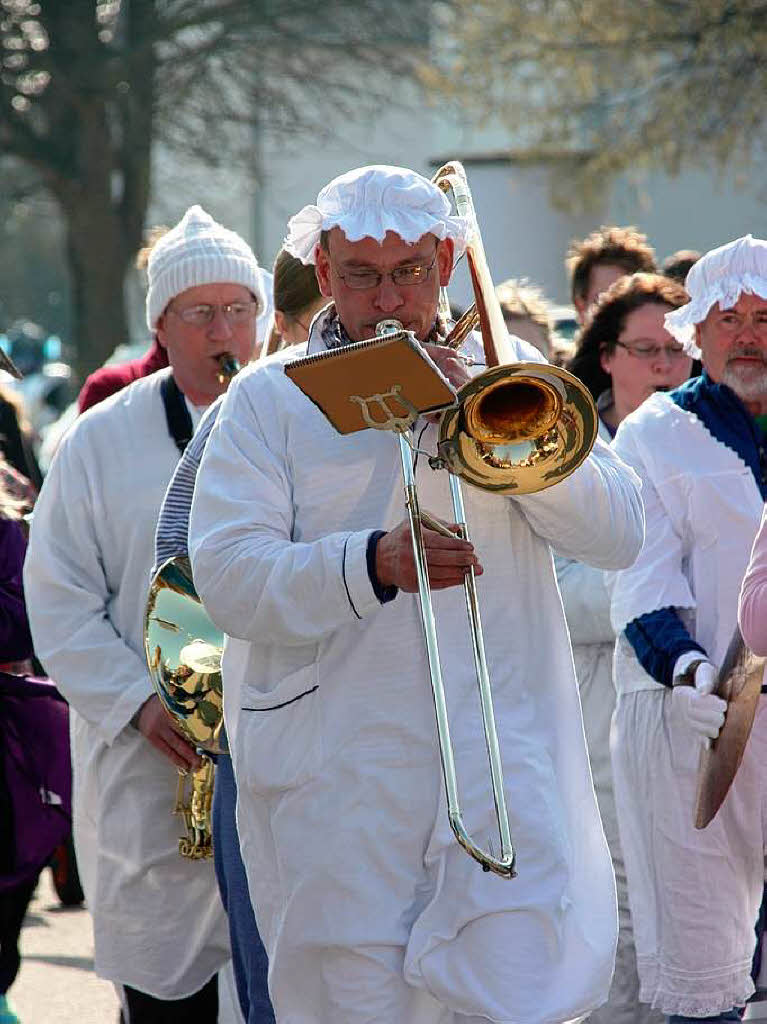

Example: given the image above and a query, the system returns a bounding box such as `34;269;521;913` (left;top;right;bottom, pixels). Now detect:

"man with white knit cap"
606;234;767;1023
189;164;644;1024
24;205;265;1022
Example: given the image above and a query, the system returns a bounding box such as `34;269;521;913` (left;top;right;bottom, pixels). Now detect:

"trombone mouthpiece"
375;319;405;337
216;353;240;385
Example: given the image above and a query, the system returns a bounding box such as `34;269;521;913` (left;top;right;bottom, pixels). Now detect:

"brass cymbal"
694;628;764;829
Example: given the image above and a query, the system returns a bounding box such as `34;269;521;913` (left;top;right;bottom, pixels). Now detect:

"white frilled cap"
665;234;767;358
145;205;265;331
283;165;471;265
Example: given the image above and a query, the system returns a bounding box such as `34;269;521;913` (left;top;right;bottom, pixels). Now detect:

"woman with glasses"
556;272;692;1024
568;272;693;436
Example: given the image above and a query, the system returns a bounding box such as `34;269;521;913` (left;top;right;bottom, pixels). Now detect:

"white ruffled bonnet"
283;165;470;265
665;234;767;357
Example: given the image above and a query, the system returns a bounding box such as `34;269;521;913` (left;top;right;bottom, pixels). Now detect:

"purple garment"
0;518;32;664
0;674;72;890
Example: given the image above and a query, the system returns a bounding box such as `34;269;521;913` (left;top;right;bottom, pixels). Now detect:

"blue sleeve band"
366;530;398;605
624;607;706;687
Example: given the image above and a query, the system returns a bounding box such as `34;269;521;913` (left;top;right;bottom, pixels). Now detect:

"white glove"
692;660;718;695
672;661;726;740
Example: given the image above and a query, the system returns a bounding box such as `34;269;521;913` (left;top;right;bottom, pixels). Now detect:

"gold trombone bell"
433;159;598;496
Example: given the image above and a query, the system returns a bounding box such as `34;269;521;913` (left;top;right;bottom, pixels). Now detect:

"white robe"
607;392;767;1017
555;422;663;1024
189;312;644;1024
23;369;230;999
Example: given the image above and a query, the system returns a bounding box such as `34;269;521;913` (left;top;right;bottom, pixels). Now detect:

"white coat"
23;369;230;999
607;391;767;1017
189;311;644;1024
555;418;663;1024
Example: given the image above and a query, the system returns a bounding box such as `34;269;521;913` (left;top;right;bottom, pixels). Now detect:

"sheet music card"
284;329;457;435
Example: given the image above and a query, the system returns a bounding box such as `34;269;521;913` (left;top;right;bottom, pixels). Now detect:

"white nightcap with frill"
665;234;767;358
283;165;471;266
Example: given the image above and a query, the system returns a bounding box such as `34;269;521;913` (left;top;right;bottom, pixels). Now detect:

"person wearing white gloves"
607;234;767;1022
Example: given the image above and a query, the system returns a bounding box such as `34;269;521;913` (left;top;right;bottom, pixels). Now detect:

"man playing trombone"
189;164;644;1023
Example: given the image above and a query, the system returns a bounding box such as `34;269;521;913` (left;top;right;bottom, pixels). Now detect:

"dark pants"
212;744;274;1023
124;975;218;1023
0;877;36;994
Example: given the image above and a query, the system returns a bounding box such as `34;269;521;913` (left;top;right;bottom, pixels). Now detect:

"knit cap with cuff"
145;205;265;332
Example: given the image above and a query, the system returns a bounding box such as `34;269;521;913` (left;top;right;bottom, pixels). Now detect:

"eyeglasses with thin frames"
614;339;688;362
333;249;439;291
169;300;258;327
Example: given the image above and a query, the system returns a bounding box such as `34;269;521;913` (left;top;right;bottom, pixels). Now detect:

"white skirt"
611;689;767;1016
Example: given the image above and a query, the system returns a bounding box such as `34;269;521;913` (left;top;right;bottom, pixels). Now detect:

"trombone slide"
399;431;516;878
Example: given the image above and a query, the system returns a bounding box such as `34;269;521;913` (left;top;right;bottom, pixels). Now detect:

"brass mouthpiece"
216;352;240;385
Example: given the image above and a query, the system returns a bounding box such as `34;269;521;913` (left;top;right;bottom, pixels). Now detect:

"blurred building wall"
143;82;765;319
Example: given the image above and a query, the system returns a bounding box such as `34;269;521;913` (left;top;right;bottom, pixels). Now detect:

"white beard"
721;362;767;403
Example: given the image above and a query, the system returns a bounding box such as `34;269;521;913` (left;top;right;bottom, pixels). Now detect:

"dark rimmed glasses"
334;249;438;291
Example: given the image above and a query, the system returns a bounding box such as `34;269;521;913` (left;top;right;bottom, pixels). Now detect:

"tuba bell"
145;554;223;859
142;350;241;858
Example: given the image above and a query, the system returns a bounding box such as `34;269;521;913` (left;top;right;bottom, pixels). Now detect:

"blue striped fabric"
153;395;223;571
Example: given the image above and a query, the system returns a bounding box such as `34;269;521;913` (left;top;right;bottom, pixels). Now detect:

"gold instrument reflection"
434;160;598;495
216;352;240;385
142;350;240;859
145;555;223;859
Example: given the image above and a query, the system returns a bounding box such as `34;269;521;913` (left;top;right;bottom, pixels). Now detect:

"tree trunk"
36;0;156;383
64;200;133;383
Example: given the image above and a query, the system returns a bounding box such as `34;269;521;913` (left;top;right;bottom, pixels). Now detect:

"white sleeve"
554;553;614;647
189;371;382;646
606;421;696;634
514;436;645;570
23;434;152;744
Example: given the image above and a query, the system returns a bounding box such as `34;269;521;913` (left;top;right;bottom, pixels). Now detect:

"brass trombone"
376;162;598;878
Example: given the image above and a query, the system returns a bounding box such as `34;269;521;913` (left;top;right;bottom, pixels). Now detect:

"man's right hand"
375;513;483;593
134;694;203;772
672;683;726;741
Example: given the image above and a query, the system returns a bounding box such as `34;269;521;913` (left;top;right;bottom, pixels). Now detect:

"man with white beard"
606;234;767;1023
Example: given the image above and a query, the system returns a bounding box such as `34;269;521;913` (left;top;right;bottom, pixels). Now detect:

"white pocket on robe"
239;662;322;795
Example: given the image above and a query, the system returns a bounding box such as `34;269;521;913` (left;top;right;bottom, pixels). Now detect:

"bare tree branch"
0;0;425;375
